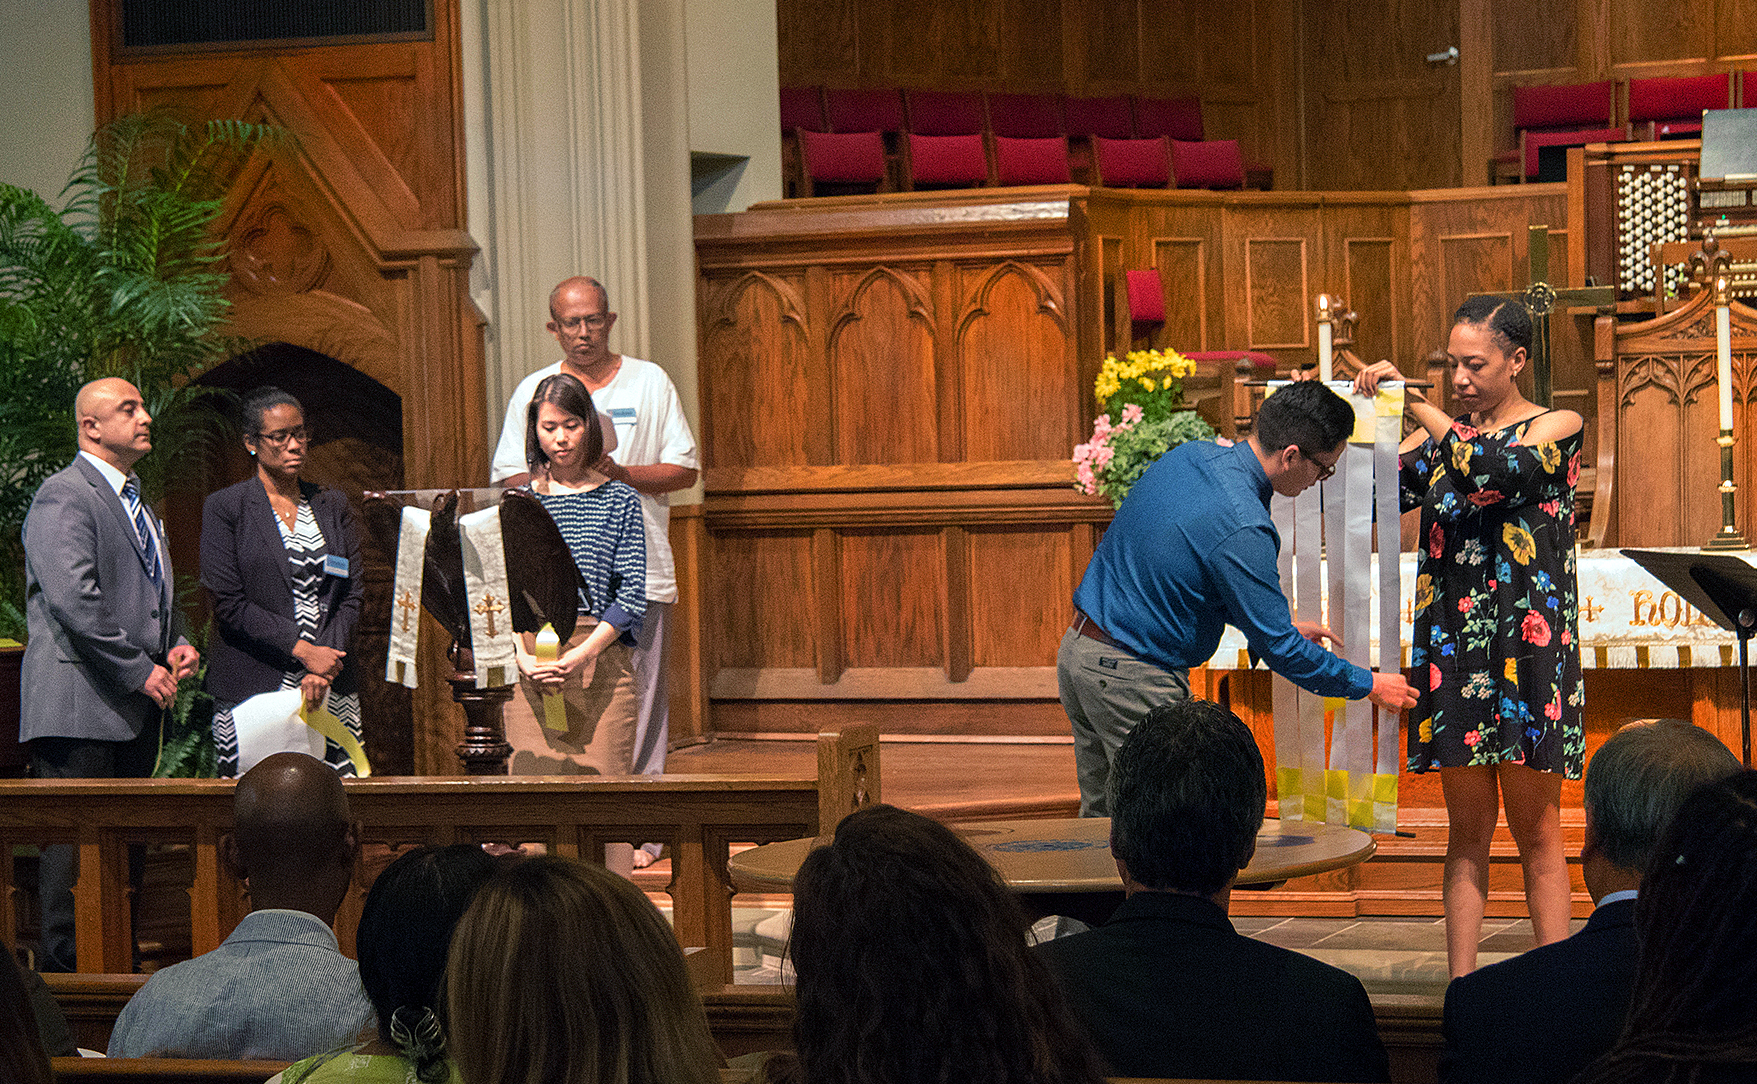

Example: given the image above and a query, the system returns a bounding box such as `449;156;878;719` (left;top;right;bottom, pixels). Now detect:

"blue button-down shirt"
108;908;375;1060
1073;439;1372;699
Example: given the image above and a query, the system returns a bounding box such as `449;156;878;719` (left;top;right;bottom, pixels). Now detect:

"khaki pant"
503;628;638;776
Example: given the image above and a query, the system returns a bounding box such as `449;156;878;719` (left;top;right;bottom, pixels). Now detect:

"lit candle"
1718;276;1735;432
1317;295;1334;382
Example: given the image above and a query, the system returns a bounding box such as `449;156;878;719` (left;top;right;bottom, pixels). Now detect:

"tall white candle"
1718;285;1735;432
1318;319;1333;383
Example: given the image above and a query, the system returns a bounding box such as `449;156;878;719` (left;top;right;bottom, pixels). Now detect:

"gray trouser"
1056;626;1189;817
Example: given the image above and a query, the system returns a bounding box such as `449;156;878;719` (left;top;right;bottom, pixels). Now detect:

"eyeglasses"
1300;448;1338;482
257;426;310;446
554;314;610;332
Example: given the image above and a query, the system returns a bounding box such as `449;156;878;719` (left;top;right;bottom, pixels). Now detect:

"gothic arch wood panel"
826;267;937;465
700;271;815;469
955;260;1074;462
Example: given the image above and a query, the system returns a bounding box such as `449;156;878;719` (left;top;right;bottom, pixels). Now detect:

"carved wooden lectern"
362;488;583;774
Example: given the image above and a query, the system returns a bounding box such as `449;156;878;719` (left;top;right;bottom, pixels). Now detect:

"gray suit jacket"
21;456;186;743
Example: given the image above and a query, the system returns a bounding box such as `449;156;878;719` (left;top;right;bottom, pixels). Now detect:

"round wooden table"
729;815;1376;926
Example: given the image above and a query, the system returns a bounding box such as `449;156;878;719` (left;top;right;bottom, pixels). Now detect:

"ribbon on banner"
1266;381;1405;830
459;507;519;688
1372;385;1406;832
300;699;373;777
385;506;430;689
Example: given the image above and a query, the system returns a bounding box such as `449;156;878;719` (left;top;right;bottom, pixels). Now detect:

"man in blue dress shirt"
1059;379;1416;816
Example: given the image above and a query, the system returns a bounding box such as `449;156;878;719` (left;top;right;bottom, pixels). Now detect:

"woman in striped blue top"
505;372;647;780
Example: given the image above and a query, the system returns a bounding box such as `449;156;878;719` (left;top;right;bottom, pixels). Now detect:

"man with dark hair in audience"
1037;699;1390;1083
1441;718;1741;1084
108;752;373;1059
1058;379;1415;817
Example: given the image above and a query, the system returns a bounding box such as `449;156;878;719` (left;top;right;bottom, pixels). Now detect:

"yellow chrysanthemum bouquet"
1073;347;1216;508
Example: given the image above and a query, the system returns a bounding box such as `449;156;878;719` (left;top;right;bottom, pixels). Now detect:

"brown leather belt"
1072;609;1118;647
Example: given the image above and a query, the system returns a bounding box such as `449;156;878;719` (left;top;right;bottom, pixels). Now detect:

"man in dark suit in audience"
1037;699;1390;1083
1441;717;1741;1084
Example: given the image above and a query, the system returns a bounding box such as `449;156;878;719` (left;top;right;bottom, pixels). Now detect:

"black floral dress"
1400;414;1586;778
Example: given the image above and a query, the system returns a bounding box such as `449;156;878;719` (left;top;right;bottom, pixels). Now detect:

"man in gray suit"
22;376;199;971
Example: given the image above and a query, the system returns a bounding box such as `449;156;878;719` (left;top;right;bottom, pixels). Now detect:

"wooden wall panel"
1609;0;1711;68
829;268;938;464
1246;239;1312;349
839;529;946;668
957;262;1075;461
1491;0;1577;76
700;272;816;469
1152;239;1210;350
710;530;820;670
968;526;1075;667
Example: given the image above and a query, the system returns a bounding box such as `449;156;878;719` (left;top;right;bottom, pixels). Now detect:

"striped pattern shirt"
534;482;647;645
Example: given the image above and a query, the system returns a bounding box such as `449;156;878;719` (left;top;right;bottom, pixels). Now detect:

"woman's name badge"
324;554;350;578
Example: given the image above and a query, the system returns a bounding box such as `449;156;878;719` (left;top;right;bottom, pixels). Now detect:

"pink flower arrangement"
1072;404;1142;497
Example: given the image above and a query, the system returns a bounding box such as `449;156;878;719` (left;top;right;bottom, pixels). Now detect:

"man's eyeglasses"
555;314;610;332
257;427;310;446
1300;448;1338;482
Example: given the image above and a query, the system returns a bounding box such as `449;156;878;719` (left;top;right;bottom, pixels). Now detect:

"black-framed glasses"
554;313;610;332
257;426;310;446
1300;448;1338;481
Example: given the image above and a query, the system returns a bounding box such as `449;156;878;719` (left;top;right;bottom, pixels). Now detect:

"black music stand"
1622;549;1757;766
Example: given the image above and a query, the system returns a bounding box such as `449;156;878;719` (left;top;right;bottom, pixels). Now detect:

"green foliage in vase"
1091;410;1218;509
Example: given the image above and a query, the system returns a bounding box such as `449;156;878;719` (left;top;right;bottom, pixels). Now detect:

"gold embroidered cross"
396;589;418;632
473;592;507;637
1581;596;1603;623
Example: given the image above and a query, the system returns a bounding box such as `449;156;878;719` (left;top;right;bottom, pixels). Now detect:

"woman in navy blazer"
201;388;364;776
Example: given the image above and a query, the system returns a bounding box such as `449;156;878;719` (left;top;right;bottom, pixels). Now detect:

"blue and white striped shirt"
533;482;647;645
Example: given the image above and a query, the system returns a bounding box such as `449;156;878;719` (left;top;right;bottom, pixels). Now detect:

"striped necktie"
120;477;162;584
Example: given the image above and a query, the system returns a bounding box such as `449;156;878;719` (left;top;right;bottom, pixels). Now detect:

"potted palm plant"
0;110;277;774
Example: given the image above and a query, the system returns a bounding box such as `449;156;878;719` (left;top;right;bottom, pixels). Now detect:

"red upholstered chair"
1093;136;1171;188
1520;125;1627;182
1125;268;1166;342
780;86;827;133
780;87;828;198
986;93;1063;138
1064;96;1135;139
1493;80;1617;182
904;89;985;135
1628;73;1732;140
905;133;989;189
993;136;1073;185
796;129;888;196
1743;71;1757;107
825;88;905;134
1170;139;1246;189
1134;97;1204;141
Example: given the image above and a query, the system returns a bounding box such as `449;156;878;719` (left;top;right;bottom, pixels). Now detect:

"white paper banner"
459;506;518;688
385;507;430;689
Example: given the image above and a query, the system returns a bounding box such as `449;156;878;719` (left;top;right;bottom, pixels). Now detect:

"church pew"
3;727;878;982
49;976;1440;1082
50;1062;760;1084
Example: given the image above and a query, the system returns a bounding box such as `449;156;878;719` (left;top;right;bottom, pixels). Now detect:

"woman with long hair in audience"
764;804;1106;1084
1574;769;1757;1084
444;854;722;1084
284;844;497;1084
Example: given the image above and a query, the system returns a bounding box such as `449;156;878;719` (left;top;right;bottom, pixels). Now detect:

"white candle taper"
1317;295;1334;382
1718;277;1735;432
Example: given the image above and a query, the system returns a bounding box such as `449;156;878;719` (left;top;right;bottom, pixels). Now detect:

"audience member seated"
1574;769;1757;1084
1442;719;1740;1084
1036;700;1390;1083
4;948;56;1084
761;804;1106;1084
7;936;74;1059
283;844;497;1084
444;855;723;1084
108;752;374;1059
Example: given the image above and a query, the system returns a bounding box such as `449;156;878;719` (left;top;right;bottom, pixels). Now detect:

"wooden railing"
4;727;879;983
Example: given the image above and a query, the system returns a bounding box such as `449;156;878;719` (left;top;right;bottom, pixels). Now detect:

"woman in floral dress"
1353;296;1584;978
